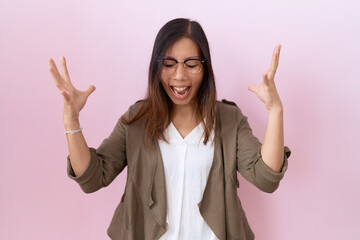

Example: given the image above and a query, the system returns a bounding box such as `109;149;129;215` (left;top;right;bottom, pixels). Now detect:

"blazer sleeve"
66;110;130;194
236;107;291;193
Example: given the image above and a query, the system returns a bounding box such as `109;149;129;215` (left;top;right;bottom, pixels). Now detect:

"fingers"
263;72;271;86
84;85;96;97
60;90;71;102
48;58;65;90
268;44;281;80
248;84;258;93
249;72;269;93
50;57;95;103
61;56;72;83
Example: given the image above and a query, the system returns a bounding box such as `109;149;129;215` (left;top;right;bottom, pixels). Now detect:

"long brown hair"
121;18;217;147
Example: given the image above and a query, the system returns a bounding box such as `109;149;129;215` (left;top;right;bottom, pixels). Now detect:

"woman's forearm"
261;108;284;173
65;120;91;177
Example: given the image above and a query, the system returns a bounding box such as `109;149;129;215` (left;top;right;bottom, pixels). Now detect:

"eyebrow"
163;56;202;60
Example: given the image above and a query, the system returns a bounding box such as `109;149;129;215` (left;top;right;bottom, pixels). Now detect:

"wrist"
64;120;80;131
268;107;283;114
267;100;283;113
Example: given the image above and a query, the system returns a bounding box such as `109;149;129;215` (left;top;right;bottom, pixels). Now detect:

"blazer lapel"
148;139;168;236
198;130;227;240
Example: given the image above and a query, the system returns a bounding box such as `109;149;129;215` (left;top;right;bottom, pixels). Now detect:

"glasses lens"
162;59;177;73
185;59;203;73
161;59;203;74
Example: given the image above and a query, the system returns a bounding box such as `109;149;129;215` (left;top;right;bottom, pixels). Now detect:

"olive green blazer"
67;100;291;240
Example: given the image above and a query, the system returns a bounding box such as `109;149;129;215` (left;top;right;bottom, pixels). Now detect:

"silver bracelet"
64;127;83;135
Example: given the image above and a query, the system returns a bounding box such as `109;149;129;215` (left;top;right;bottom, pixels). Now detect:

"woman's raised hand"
248;45;283;112
48;56;96;126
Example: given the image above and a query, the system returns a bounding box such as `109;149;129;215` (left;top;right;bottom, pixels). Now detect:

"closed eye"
186;64;199;68
163;59;177;68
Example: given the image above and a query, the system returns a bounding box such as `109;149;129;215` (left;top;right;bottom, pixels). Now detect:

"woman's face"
160;37;204;108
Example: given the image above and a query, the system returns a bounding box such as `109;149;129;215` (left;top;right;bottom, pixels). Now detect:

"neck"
172;102;200;123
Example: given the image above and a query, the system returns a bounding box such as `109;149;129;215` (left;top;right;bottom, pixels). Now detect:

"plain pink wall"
1;0;359;239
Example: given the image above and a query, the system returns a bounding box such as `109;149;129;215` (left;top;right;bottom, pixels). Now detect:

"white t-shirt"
158;122;219;240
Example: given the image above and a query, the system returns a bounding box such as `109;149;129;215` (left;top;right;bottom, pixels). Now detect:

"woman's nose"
173;63;186;80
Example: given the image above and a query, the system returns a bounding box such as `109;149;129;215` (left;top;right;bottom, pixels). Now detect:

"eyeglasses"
160;57;205;74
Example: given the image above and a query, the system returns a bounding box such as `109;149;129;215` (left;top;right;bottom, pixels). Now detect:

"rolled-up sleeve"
66;113;128;194
236;107;291;193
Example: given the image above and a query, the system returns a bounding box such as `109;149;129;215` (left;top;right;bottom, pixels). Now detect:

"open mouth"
171;86;191;97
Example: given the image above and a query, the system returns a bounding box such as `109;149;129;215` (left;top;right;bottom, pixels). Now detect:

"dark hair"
121;18;217;147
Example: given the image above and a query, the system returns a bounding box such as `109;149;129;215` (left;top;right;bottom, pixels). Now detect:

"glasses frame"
159;57;205;74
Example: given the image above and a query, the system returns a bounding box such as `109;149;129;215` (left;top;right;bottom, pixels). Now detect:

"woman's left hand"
248;44;283;112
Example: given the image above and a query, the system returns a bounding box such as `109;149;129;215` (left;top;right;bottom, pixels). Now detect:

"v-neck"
169;121;203;144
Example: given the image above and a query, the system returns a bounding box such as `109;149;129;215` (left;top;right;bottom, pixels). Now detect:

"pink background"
1;0;359;239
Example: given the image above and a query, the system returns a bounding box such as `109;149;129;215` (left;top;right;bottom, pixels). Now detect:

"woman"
49;18;291;240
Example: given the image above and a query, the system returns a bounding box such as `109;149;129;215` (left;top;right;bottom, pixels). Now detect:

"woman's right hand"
48;56;96;127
